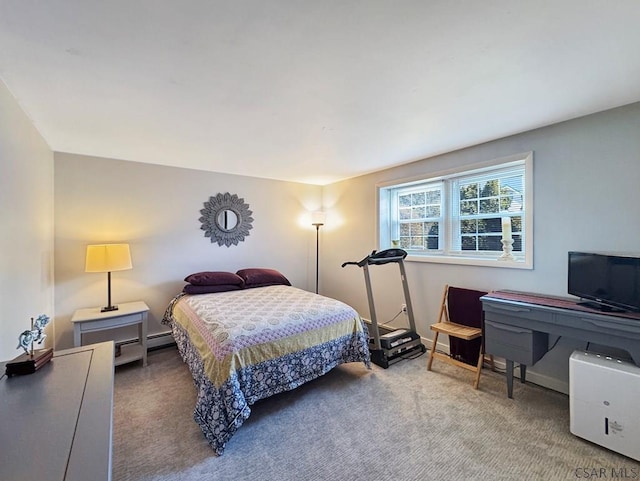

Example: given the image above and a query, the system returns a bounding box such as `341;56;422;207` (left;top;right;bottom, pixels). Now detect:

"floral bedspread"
163;285;370;455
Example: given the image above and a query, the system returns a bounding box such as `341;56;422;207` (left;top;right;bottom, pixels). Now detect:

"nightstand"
71;301;149;367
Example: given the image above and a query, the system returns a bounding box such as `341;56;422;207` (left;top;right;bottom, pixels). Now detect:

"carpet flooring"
112;346;639;481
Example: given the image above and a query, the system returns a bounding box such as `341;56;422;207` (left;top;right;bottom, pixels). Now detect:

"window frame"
377;152;533;269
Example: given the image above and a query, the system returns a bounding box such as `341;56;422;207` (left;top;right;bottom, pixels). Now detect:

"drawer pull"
490;304;532;313
583;318;640;334
486;322;531;334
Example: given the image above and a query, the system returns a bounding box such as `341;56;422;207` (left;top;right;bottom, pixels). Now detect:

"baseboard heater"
119;331;175;351
569;350;640;461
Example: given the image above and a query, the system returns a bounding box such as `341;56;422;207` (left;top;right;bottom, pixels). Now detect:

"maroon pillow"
183;284;243;295
184;271;244;287
236;268;291;288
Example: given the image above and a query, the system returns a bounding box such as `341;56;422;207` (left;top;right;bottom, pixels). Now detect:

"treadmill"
342;248;426;368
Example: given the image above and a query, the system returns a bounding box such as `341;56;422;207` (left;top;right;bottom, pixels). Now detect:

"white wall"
0;80;55;361
4;71;639;393
54;153;322;350
321;102;640;393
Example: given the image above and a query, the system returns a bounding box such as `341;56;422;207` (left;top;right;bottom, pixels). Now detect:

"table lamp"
85;244;132;312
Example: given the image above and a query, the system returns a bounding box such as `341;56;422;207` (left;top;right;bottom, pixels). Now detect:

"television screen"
568;251;640;312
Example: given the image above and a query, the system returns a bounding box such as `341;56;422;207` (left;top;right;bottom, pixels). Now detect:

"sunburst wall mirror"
199;192;254;247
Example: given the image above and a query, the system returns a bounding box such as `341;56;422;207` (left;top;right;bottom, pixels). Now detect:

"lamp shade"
85;244;132;273
311;211;326;226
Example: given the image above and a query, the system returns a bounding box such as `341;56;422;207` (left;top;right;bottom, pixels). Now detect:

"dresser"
0;341;115;481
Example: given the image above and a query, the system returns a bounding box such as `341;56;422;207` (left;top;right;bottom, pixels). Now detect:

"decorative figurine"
17;314;50;355
5;314;54;377
17;329;35;354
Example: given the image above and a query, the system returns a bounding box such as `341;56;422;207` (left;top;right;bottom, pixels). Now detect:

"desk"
0;342;114;481
481;291;640;398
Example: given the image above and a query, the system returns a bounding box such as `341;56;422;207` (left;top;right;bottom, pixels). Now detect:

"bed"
162;268;370;455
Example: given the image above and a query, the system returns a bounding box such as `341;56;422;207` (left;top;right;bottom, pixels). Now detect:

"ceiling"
2;1;640;185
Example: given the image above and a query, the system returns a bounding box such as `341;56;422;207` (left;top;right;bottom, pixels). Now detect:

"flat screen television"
568;251;640;312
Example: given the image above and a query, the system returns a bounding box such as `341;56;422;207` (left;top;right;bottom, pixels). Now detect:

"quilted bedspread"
163;285;370;454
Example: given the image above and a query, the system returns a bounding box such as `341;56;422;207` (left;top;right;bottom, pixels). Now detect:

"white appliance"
569;350;640;461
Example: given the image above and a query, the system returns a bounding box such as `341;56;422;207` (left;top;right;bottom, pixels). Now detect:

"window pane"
410;222;424;235
399;194;412;207
479;235;502;251
426;236;439;250
460;183;478;200
410;237;424;249
412;192;425;205
400;223;411;236
426;190;441;203
478;217;501;234
460;200;477;215
461;236;477;250
501;194;522;212
511;215;522;233
412;206;425;219
424;222;438;235
479;198;500;214
502;175;523;193
480;179;499;196
512;235;522;252
461;219;477;234
399;207;411;220
425;205;440;217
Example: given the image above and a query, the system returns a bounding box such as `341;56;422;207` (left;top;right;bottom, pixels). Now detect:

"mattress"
163;284;370;454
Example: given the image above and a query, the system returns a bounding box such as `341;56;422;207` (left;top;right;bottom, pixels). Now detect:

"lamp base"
101;305;119;312
5;348;54;377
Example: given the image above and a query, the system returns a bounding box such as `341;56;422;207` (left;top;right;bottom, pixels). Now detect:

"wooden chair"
427;284;490;389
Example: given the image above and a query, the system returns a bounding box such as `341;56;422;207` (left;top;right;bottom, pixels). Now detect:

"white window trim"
377;152;533;269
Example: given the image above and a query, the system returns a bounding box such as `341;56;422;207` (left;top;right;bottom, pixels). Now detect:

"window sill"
406;253;533;269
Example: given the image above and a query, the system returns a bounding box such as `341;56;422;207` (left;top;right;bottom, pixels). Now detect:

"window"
397;183;442;251
378;152;533;268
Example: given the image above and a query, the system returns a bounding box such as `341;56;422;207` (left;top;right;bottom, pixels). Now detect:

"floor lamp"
311;212;326;294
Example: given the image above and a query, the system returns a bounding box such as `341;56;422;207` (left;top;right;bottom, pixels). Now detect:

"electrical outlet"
401;303;407;313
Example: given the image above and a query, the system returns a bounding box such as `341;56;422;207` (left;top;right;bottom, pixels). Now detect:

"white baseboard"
431;335;569;394
363;318;569;394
